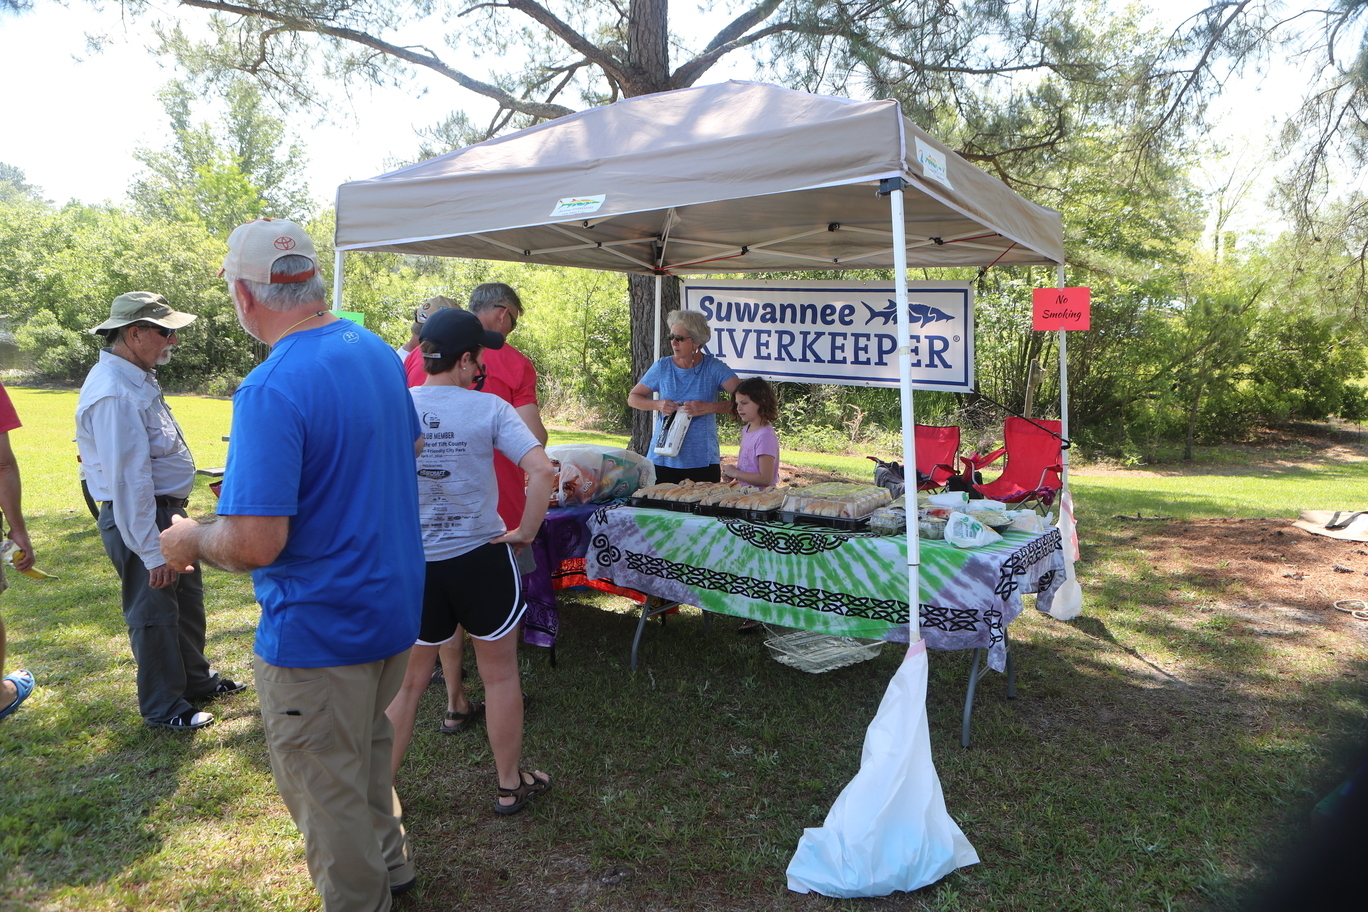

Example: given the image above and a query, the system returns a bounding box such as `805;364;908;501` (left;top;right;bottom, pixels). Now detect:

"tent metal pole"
1050;262;1084;619
1056;264;1069;485
332;250;344;313
889;183;920;640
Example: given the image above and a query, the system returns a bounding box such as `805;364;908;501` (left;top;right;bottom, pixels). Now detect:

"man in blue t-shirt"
161;218;425;911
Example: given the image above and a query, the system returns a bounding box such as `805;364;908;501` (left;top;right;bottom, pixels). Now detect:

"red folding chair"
867;424;961;493
961;417;1063;505
914;424;961;491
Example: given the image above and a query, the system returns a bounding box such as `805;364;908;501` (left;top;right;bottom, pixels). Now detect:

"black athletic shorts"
418;541;527;644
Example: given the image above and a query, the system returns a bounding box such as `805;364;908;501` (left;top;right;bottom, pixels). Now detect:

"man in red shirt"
0;381;36;722
436;283;546;734
466;284;547;529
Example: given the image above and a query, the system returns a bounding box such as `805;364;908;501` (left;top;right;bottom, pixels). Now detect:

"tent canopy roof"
334;81;1063;274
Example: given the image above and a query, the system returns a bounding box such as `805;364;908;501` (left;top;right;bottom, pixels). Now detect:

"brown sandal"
494;769;551;815
438;700;484;734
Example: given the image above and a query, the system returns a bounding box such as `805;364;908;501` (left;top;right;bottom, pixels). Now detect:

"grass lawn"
1;388;1365;911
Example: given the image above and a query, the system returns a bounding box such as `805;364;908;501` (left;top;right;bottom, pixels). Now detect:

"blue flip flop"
0;669;34;721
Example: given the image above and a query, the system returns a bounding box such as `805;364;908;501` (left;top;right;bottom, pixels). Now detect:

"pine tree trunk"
628;273;681;454
624;0;676;456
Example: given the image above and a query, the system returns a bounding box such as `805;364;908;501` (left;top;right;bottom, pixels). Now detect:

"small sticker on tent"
550;194;606;217
914;139;952;190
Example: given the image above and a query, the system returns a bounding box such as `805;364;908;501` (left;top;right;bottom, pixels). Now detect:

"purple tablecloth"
521;503;647;648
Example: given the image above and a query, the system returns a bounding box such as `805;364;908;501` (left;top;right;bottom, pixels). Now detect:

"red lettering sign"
1033;287;1091;331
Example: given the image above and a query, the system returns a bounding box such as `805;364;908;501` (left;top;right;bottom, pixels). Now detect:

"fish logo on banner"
862;299;955;327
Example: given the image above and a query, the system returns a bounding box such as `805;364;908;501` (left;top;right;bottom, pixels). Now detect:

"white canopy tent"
335;80;1065;897
335;81;1062;273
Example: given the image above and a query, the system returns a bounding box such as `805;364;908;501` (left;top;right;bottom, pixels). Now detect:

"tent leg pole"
332;249;344;313
888;184;920;641
1056;264;1069;486
962;648;984;749
653;274;662;364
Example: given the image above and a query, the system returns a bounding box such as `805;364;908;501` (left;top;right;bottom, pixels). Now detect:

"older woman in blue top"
628;310;741;483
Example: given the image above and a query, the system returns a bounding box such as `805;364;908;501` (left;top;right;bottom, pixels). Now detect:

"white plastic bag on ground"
787;641;979;897
944;512;1002;549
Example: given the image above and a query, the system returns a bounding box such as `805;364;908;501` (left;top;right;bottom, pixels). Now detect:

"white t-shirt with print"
409;385;541;561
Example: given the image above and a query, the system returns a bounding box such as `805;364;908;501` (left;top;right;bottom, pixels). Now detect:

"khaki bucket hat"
90;292;198;335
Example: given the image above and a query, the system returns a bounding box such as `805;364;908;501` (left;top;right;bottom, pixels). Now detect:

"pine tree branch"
177;0;577;120
671;21;816;88
499;0;631;88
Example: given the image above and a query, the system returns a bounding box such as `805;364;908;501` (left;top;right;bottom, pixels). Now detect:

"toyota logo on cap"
274;236;297;251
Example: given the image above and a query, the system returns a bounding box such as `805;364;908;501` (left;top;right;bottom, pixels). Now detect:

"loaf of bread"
636;482;681;501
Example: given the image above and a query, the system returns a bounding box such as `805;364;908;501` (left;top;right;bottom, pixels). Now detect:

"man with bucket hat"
160;218;425;910
75;292;244;731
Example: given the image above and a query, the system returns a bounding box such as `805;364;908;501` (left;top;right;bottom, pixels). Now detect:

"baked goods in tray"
782;483;892;519
635;480;731;503
633;481;679;501
735;489;785;512
633;480;785;513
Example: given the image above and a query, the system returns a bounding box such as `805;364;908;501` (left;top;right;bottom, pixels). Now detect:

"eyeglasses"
667;334;692;343
494;305;519;332
135;324;177;338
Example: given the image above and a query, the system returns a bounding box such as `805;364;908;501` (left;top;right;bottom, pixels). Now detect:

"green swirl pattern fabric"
586;504;1064;671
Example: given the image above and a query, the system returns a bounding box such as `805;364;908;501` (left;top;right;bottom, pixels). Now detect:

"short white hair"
227;255;326;312
666;309;710;346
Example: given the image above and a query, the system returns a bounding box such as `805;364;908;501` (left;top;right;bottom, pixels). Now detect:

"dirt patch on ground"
1112;516;1368;633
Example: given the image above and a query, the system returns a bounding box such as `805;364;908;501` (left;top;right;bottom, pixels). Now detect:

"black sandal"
494;769;551;815
437;700;484;734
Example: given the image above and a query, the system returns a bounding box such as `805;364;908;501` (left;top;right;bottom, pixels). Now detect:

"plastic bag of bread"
556;458;597;505
547;459;563;508
546;444;657;504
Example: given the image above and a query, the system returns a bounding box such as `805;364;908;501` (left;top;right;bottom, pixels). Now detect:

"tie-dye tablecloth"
584;503;1064;671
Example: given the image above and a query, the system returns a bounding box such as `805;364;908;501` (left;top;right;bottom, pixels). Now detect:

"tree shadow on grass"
7;507;1368;911
920;614;1368;912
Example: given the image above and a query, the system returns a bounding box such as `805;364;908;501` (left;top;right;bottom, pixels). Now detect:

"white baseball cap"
222;218;319;284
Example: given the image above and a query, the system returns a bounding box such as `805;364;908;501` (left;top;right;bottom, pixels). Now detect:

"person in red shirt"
0;381;37;722
398;296;460;387
435;283;547;735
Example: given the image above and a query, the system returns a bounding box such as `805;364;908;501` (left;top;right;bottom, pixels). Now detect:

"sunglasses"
494;305;519;331
136;324;178;338
667;333;692;343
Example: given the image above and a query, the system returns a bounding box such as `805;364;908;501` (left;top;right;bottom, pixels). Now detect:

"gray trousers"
256;651;414;912
98;502;219;723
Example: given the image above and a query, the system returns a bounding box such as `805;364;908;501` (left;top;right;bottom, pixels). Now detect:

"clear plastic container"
763;626;883;673
869;508;906;535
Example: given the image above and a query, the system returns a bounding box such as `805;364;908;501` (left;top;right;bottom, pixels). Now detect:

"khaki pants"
255;651;415;912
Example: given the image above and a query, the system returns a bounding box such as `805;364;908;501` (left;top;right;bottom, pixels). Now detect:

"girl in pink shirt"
722;377;781;489
723;378;780;632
